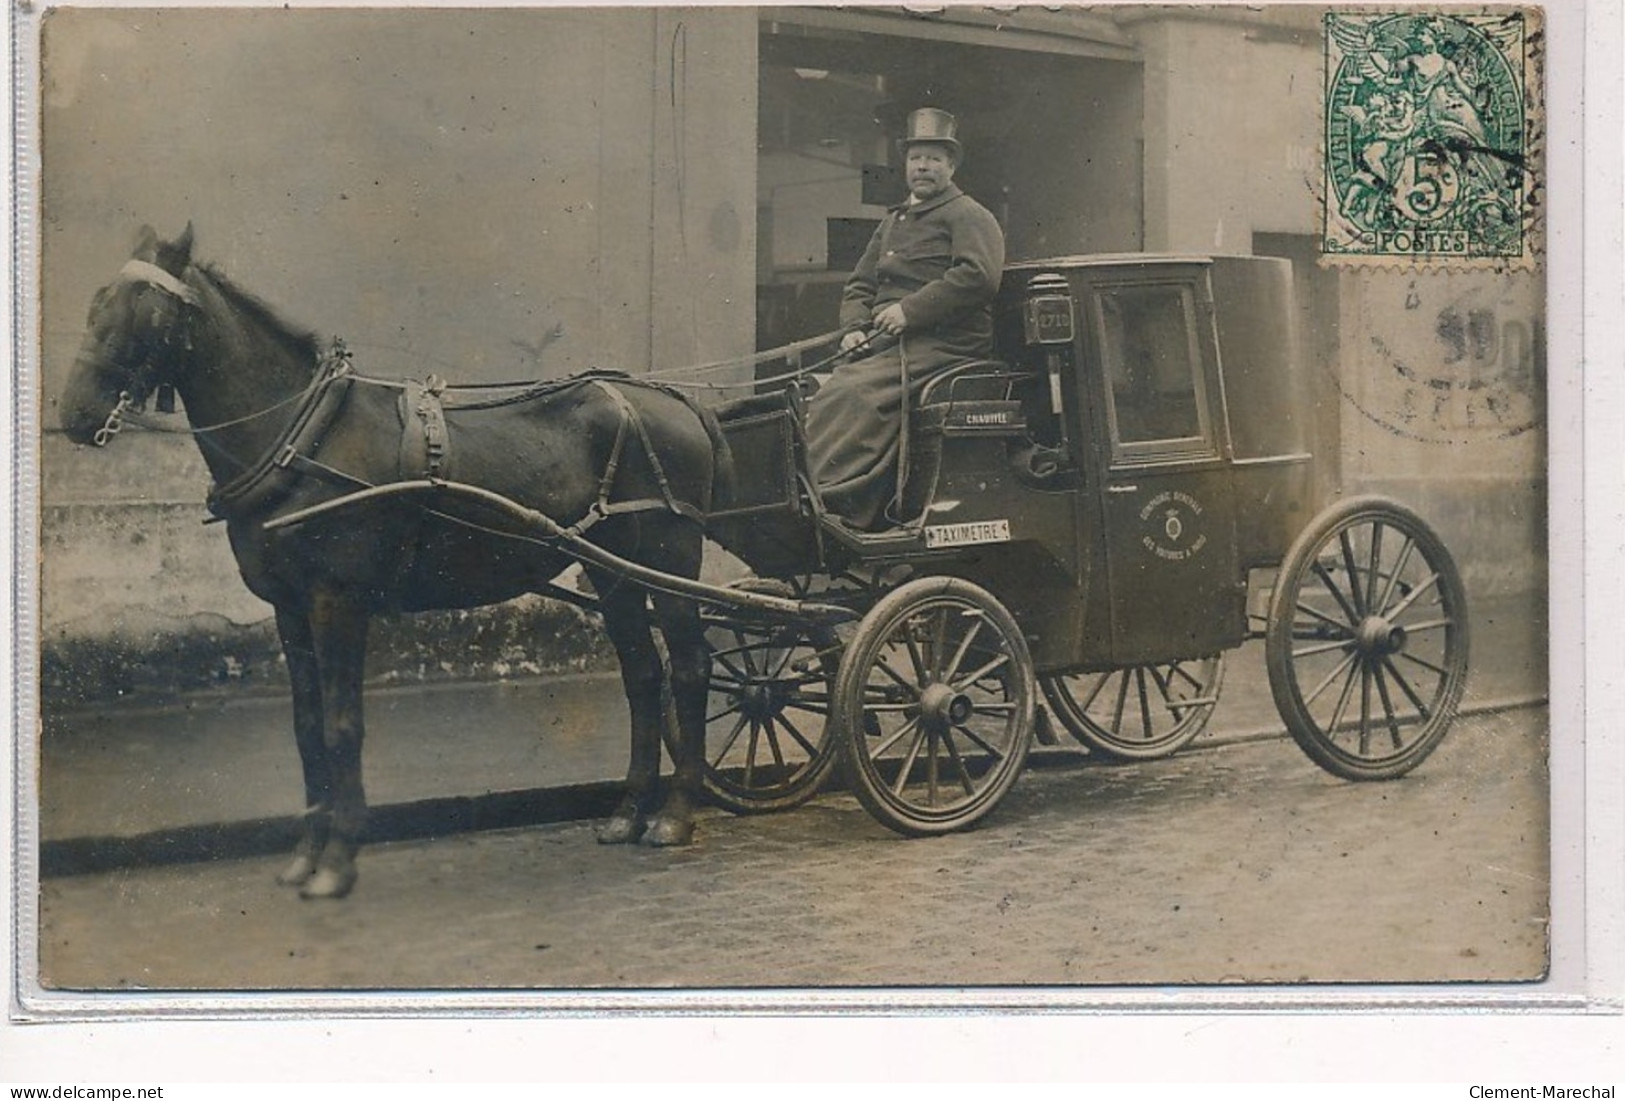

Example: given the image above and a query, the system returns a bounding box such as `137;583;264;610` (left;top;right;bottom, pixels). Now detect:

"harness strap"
398;376;452;479
119;260;200;307
206;360;354;520
565;379;698;538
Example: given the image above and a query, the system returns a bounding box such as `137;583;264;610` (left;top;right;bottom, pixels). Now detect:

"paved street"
30;703;1548;996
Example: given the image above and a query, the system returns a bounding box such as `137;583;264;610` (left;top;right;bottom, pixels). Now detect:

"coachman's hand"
873;303;908;336
840;330;870;353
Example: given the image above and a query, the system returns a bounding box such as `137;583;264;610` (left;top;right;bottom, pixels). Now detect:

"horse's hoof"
276;853;317;888
597;812;647;845
299;865;357;900
642;815;695;847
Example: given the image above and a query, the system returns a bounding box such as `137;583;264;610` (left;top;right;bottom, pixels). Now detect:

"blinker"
156;384;177;414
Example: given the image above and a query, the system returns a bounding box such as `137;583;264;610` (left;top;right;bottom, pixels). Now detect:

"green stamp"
1323;11;1538;266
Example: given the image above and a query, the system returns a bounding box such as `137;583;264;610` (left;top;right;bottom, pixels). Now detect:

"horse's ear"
155;222;196;275
133;224;159;261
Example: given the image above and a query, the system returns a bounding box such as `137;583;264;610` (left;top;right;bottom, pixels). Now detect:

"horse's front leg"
646;591;708;847
299;589;371;899
273;605;331;889
592;579;668;845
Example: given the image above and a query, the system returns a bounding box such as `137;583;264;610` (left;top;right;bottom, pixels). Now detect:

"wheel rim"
1272;505;1469;774
839;582;1033;831
1041;655;1224;760
702;611;839;810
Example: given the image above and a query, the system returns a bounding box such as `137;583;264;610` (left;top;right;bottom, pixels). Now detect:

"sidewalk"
33;590;1548;874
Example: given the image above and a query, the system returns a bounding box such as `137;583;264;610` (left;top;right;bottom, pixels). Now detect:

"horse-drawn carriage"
62;229;1469;897
697;252;1470;834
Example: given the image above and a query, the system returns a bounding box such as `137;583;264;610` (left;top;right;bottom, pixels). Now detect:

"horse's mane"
194;262;323;365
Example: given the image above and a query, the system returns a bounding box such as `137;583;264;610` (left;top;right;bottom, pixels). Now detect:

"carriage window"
1096;284;1211;458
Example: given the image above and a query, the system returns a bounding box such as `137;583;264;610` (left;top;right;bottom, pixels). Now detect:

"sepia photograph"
13;1;1576;1017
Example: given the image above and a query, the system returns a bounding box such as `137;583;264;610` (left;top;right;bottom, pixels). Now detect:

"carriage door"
1091;276;1245;666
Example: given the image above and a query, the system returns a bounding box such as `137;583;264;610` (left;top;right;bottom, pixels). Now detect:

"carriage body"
713;253;1314;675
707;253;1469;832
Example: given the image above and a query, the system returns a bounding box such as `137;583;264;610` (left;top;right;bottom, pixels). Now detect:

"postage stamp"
1322;10;1543;268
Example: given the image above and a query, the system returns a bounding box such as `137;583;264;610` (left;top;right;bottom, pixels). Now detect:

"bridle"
88;260;202;447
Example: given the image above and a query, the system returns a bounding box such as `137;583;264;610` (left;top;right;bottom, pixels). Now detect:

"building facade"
36;6;1544;685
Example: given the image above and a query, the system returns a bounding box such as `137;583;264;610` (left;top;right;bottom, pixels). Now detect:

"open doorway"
757;15;1144;355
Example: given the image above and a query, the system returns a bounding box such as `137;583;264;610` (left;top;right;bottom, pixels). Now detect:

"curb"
37;694;1548;879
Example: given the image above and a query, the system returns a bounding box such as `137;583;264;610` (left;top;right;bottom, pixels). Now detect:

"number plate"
924;519;1011;549
1024;295;1075;346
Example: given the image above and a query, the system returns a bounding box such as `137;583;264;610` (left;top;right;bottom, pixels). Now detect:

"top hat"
901;107;962;157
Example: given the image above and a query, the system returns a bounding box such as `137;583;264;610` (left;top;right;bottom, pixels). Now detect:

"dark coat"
837;184;1006;364
806;185;1006;528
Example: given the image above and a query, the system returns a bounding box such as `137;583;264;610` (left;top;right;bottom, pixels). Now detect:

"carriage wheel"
1039;654;1225;761
833;577;1035;836
698;579;841;814
1265;496;1470;781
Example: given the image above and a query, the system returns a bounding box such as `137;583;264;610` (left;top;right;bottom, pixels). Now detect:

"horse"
58;225;732;899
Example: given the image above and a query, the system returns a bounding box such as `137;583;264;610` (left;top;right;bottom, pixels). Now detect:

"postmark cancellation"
1322;10;1543;269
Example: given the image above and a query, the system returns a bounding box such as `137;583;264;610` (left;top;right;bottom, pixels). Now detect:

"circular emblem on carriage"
1139;490;1208;563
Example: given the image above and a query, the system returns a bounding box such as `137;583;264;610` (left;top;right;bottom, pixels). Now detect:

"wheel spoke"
742;719;763;784
775;711;821;758
926;728;941;805
1325;654;1362;737
940;618;986;685
1302;649;1359;706
1109;670;1131;734
1373;536;1417;617
711;712;750;765
1396;616;1454;635
966;700;1018;714
870;714;922;758
1169;662;1204;694
706;637;764;663
1366;521;1385;618
734;630;762;676
1384;570;1443;619
761;716;788;769
952;719;1008;759
940;728;979;797
1380;654;1434;720
712;652;751;683
928;608;951;680
872;654;922;697
1146;664;1174;705
1293;600;1358;636
706;700;743;725
765;642;798;680
1074;672;1112;710
1394;647;1451;680
1310;559;1362;626
1293;637;1356;659
1339;528;1368;615
1372;662;1405;751
890;721;930;797
952;652;1010;692
903;629;930;685
1135;667;1154;743
1358;663;1373;756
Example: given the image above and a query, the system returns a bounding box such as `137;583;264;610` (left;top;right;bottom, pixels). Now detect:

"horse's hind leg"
300;590;371;899
273;606;331;888
646;590;708;847
592;577;668;844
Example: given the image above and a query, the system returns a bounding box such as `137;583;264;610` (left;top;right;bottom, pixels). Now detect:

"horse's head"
60;224;203;446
